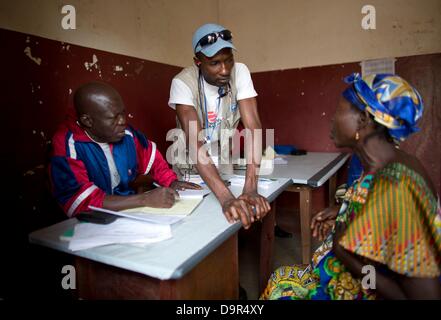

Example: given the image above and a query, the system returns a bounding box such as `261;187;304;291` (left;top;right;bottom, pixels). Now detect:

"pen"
152;181;179;200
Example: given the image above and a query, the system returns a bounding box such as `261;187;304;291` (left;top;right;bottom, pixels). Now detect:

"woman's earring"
355;131;360;141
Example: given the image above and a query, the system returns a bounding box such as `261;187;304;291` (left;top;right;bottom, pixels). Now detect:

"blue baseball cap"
192;23;236;57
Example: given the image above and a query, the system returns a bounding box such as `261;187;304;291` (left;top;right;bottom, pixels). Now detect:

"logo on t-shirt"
208;111;217;123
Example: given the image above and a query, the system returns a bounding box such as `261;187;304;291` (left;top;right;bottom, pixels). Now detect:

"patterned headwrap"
342;73;424;142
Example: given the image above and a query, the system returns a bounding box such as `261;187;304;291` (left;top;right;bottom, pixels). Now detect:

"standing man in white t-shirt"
168;23;270;229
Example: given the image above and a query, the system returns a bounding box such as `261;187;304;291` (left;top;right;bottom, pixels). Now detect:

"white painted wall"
0;0;218;67
1;0;440;71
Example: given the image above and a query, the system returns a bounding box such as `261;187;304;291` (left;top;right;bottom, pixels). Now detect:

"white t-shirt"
96;142;121;192
168;63;257;142
168;62;257;156
84;130;121;192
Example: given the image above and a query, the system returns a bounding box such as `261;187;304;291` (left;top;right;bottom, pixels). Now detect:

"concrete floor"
238;207;319;300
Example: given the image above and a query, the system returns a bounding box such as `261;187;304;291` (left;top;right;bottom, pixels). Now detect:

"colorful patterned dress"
260;162;441;300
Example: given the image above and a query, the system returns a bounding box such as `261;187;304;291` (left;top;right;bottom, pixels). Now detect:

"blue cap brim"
198;39;236;57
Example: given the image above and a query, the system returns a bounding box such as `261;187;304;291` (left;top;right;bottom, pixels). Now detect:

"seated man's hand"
130;174;154;193
221;198;255;229
140;187;179;208
238;192;271;221
311;206;339;241
169;180;202;190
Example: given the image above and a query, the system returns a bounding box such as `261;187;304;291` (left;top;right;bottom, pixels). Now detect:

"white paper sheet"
274;156;288;165
68;218;172;251
177;188;211;199
88;206;186;224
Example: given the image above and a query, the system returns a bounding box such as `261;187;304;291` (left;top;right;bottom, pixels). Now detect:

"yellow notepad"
121;198;202;216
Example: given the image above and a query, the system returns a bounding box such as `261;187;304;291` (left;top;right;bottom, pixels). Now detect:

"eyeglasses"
196;30;233;50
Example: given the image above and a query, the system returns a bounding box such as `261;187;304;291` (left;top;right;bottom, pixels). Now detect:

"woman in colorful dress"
261;73;441;300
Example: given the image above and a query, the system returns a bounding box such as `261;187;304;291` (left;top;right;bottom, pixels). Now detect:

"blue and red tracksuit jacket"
49;120;177;217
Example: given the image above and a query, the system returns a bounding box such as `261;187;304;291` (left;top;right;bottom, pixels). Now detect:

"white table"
262;152;350;263
29;177;291;299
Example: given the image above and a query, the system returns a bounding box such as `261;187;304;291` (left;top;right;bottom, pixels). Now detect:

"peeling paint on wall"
84;54;99;71
24;46;42;65
84;54;102;78
61;43;71;51
23;165;45;176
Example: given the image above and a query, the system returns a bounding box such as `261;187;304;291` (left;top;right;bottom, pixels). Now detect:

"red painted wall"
253;62;360;152
252;53;441;211
2;28;184;241
394;54;441;195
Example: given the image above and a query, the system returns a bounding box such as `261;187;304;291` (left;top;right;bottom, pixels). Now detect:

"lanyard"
198;73;229;143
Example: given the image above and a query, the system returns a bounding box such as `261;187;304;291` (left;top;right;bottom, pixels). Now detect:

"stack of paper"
67;218;172;251
178;188;211;199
